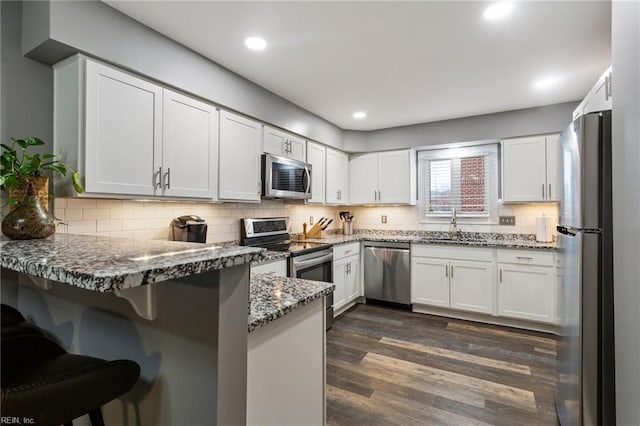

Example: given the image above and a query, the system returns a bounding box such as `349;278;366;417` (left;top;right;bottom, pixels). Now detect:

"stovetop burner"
240;217;331;257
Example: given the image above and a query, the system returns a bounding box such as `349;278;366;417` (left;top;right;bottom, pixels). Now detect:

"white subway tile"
66;209;83;221
122;219;146;230
97;220;122;232
53;207;66;221
96;199;123;209
110;209;136;219
66;220;97;234
53;198;67;208
66;198;97;209
83;208;110;220
145;218;170;229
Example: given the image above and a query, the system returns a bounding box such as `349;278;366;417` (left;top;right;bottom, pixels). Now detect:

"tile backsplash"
52;197;558;243
52;198;340;243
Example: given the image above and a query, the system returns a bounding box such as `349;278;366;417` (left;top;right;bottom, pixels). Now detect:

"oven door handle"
292;253;334;269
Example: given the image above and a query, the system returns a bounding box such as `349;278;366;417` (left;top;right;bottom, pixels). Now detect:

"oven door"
290;249;333;282
262;154;311;199
290;249;334;330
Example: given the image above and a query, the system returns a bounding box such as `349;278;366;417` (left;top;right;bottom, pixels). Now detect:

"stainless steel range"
240;217;334;328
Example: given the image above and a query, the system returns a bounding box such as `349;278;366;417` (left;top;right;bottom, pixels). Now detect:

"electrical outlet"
309;216;314;225
381;215;387;224
499;216;516;226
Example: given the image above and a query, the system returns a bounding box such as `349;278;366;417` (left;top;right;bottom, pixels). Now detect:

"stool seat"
1;305;140;426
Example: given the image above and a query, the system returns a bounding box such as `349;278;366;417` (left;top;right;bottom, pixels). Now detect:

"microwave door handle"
304;165;311;196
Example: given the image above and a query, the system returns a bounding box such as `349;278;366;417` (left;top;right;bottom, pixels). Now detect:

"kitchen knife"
321;219;333;230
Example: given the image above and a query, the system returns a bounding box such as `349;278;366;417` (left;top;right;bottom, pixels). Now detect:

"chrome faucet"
450;208;461;240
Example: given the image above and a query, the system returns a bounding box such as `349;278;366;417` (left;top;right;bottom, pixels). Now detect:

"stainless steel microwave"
261;153;312;199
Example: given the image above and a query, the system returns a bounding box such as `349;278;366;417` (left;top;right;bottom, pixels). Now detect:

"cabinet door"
449;260;494;314
162;89;218;199
306;141;325;204
85;60;162;195
545;134;560;201
332;258;348;312
349;153;378;204
326;148;349;204
251;259;287;277
263;126;306;162
378;150;415;204
287;135;306;162
346;256;361;302
502;136;546;202
498;264;554;323
219;111;261;201
410;257;449;307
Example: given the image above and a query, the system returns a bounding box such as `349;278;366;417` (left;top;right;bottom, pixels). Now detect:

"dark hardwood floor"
326;303;559;426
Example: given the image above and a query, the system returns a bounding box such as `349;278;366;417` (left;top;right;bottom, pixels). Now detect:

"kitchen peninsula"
0;234;332;425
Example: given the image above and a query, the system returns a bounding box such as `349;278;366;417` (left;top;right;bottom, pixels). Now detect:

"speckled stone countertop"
0;234;265;292
248;274;334;332
251;250;290;265
303;229;557;251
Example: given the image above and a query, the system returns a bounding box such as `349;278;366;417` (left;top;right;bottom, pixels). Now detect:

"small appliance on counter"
170;215;207;243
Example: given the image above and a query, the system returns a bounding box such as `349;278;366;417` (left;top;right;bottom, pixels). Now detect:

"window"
418;144;499;220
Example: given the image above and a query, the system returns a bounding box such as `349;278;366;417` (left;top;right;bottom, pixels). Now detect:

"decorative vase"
2;182;57;240
8;176;49;211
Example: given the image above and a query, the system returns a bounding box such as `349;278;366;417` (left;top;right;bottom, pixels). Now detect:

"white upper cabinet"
501;134;559;202
349;149;416;205
573;66;612;120
326;148;349;204
162;89;218;199
219;111;262;202
306;141;326;204
349;153;378;204
56;56;218;199
84;59;163;196
263;125;306;162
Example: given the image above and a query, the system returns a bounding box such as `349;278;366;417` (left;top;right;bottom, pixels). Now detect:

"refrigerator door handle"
557;225;603;236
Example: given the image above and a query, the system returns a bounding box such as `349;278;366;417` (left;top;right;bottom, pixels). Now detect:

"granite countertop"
248;274;334;332
303;230;557;251
251;250;290;265
0;234;265;292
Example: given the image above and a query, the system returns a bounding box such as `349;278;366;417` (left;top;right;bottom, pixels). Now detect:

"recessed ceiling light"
534;77;561;89
352;111;367;119
483;2;513;20
244;36;267;51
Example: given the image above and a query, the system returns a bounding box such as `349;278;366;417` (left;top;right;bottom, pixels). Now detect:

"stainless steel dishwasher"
363;242;411;308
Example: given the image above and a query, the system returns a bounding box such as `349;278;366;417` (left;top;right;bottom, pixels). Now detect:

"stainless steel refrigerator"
555;110;615;425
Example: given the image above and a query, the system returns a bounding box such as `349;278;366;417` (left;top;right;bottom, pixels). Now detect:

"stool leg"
88;408;105;426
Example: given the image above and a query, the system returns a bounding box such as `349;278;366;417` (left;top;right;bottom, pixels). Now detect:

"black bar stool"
1;304;141;426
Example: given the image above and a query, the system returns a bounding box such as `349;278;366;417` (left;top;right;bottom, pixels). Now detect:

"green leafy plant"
0;137;84;204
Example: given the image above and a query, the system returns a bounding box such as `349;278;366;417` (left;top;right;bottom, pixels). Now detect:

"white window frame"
417;144;499;224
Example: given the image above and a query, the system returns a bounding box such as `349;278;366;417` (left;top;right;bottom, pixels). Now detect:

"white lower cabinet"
497;249;555;324
449;260;494;314
333;242;361;315
411;245;494;314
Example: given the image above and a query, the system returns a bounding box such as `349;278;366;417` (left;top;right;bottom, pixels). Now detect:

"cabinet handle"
155;166;162;189
542;184;545;199
258;180;262;195
548;184;552;199
605;75;612;100
164;168;171;189
339;189;342;200
445;264;448;277
516;256;533;260
450;265;454;278
499;269;502;282
345;250;352;254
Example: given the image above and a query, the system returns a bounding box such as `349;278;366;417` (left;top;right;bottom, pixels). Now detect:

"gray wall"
22;0;344;149
343;101;578;152
0;1;53;150
612;1;640;423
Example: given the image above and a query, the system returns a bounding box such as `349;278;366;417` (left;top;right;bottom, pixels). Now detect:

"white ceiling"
105;1;611;131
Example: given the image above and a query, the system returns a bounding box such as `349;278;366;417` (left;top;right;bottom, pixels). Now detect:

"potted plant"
0;137;84;210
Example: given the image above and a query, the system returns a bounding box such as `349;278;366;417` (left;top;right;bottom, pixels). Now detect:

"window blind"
418;144;498;218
